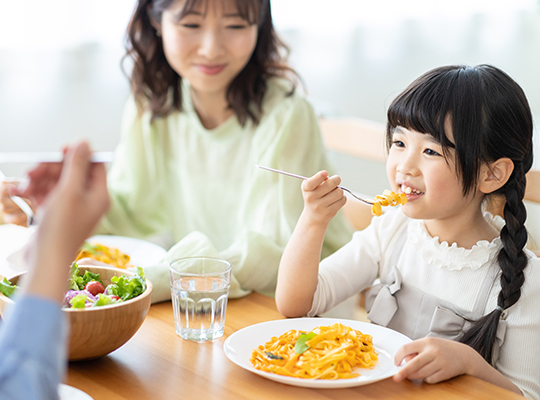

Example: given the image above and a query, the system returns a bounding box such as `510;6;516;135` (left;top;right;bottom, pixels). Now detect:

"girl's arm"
275;171;347;317
393;338;521;395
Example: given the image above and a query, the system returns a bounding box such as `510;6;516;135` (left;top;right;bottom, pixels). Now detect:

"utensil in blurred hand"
0;151;114;164
0;168;36;226
255;165;374;205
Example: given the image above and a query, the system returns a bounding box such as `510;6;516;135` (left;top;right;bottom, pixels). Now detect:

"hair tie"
495;305;505;313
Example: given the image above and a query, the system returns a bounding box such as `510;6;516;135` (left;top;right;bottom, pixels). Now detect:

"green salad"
0;263;147;309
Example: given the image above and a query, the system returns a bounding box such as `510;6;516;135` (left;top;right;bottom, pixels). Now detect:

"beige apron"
364;233;508;362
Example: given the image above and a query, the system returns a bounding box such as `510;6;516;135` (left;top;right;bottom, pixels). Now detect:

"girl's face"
161;0;258;99
386;126;478;222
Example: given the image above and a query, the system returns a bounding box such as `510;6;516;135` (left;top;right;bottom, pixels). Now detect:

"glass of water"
169;257;232;341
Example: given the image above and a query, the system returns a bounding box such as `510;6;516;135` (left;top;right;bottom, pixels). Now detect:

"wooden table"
67;293;522;399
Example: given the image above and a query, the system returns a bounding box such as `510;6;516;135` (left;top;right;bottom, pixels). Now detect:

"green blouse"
98;79;353;301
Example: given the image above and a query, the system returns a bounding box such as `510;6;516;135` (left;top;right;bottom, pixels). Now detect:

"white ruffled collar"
408;212;504;271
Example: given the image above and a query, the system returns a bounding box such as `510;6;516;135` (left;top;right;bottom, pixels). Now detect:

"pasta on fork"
371;190;408;216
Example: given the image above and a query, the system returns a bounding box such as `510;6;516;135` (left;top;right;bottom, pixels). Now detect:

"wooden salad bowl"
0;265;153;361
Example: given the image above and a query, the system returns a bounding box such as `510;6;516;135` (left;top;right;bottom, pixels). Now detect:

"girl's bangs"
386;71;457;150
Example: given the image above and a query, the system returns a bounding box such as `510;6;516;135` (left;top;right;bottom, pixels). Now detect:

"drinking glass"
169;257;232;341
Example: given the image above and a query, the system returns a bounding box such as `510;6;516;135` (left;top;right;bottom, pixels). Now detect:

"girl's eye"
392;140;405;148
425;148;441;156
227;24;248;29
181;23;200;28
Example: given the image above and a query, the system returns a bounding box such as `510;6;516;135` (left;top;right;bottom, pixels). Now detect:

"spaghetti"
371;190;407;216
74;242;131;269
250;323;378;379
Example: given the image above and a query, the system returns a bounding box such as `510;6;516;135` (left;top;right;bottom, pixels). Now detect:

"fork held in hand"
0;169;37;226
255;165;374;205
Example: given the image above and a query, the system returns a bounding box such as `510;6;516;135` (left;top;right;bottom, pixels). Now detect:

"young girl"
0;0;351;300
276;65;540;398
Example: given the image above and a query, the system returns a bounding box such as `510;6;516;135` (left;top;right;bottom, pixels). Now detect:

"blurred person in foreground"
0;142;109;399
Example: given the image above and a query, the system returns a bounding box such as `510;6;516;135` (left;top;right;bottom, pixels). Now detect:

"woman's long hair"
386;64;533;364
124;0;298;125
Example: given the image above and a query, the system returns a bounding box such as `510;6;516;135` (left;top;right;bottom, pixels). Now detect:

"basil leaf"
294;332;317;354
265;352;284;360
80;242;98;255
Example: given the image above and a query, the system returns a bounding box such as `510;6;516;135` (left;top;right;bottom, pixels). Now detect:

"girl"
276;65;540;398
1;0;352;300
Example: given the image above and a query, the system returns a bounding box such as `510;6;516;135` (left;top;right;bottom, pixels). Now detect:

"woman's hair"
124;0;297;125
386;64;533;364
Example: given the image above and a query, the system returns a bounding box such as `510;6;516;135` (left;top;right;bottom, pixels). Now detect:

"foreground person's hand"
20;142;110;303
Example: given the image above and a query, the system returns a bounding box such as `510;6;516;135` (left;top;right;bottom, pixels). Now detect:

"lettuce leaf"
69;293;88;308
0;277;18;298
92;293;120;307
68;262;102;290
106;267;146;301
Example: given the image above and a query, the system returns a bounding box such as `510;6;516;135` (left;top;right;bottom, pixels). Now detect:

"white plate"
87;235;167;268
223;318;412;389
59;384;94;400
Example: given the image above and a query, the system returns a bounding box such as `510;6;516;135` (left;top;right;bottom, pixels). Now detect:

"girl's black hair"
124;0;298;125
386;64;533;364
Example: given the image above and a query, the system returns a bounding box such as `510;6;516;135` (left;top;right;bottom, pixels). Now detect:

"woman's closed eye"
227;24;248;29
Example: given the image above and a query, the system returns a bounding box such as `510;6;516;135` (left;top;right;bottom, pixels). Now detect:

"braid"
459;165;528;364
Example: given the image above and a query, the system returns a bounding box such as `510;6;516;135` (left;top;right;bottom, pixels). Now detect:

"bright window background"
1;0;539;177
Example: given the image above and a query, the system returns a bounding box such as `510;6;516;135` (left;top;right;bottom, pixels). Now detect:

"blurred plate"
224;318;412;389
59;384;93;400
87;235;167;268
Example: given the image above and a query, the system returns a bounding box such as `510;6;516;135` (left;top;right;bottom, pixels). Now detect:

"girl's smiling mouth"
400;183;424;198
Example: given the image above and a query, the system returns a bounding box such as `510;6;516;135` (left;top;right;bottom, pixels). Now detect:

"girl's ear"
479;158;514;194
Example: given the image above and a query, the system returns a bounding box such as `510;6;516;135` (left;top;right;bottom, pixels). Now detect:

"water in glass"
171;276;229;341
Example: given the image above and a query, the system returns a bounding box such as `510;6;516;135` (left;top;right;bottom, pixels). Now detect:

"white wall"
1;0;539;200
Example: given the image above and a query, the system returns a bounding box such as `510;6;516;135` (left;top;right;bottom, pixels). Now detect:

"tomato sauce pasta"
250;323;378;379
75;243;131;269
371;190;407;216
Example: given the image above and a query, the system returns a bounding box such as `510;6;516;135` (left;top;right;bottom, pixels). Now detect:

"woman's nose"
198;29;224;59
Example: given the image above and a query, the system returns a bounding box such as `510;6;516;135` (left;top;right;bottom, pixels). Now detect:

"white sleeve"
308;209;407;316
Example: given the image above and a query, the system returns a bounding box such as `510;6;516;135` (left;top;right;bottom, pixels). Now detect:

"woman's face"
161;0;258;99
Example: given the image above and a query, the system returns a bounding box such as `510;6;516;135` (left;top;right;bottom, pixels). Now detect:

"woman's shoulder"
261;78;314;118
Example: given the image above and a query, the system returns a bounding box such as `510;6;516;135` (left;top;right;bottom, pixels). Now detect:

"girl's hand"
0;180;33;226
393;337;476;384
301;171;347;225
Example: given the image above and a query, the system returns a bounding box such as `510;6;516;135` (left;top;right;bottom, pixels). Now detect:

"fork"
255;165;374;205
0;169;36;226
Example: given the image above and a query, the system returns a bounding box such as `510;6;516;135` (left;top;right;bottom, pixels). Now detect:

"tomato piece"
85;281;105;296
110;295;121;301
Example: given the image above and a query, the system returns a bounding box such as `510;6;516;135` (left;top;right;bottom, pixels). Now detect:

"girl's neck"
189;87;234;130
423;204;500;249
